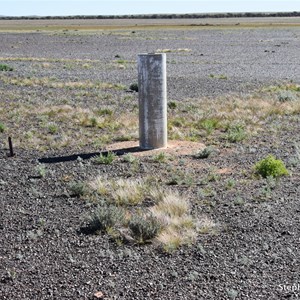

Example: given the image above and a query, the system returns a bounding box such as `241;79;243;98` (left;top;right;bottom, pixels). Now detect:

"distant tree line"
1;11;300;20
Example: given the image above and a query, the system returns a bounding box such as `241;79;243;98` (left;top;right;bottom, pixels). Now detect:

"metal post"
138;53;167;150
8;137;14;157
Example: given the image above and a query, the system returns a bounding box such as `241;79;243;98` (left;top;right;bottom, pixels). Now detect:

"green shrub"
277;91;297;102
123;153;137;163
255;155;289;178
128;213;161;244
199;119;219;135
168;101;177;109
90;117;97;127
194;146;215;159
226;124;247;142
129;83;138;92
68;181;87;197
47;122;58;134
0;123;6;133
88;205;126;233
209;74;227;79
0;64;13;71
94;151;116;164
35;164;47;178
97;108;113;116
152;152;169;163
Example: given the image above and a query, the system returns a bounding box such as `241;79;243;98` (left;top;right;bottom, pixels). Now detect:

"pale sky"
1;0;299;17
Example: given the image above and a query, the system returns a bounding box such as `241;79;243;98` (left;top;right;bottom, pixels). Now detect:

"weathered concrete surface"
138;53;167;149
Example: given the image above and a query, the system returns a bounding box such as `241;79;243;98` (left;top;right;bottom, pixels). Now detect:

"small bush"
90;117;98;127
35;164;47;178
0;64;13;71
97;108;113;116
129;83;138;92
226;124;247;142
47;122;58;134
128;213;161;243
199;119;219;135
168;101;177;109
0;123;6;133
255;155;289;178
194;146;215;159
88;205;126;233
93;151;116;164
68;181;87;197
209;74;227;79
123;153;137;163
277;91;297;102
152;152;169;163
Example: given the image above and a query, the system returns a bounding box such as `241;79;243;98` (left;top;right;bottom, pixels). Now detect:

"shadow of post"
38;146;145;164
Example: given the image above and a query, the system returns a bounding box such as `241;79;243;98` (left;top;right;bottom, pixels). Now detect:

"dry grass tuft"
86;176;216;250
150;192;200;251
156;48;192;53
89;177;146;206
152;192;188;217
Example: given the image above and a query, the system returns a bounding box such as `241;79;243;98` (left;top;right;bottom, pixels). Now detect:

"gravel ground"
0;23;299;99
0;20;300;299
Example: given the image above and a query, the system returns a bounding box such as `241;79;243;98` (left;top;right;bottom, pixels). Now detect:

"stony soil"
0;19;300;299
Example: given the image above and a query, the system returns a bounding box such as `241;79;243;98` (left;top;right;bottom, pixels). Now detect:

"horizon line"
1;11;300;18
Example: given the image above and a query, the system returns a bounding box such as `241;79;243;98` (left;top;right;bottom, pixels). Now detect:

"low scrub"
0;122;6;133
68;181;87;197
254;155;289;178
194;146;215;159
128;213;161;244
0;64;13;71
85;177;215;251
226;124;247;142
93;151;117;165
88;205;126;233
89;177;148;206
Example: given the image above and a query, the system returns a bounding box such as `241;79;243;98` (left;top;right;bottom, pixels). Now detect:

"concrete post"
138;53;167;150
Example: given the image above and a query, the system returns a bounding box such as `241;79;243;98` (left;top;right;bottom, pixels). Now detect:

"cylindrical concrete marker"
138;53;167;150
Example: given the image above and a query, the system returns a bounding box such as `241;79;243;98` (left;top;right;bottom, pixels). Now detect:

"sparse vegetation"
152;152;169;163
85;176;209;251
226;124;247;142
68;181;87;197
194;146;215;159
93;151;117;165
89;177;147;206
1;19;299;299
0;122;6;132
199;118;219;135
209;74;228;80
123;153;138;163
0;64;13;71
156;48;191;53
168;101;177;109
277;90;297;102
35;164;47;178
47;122;59;134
